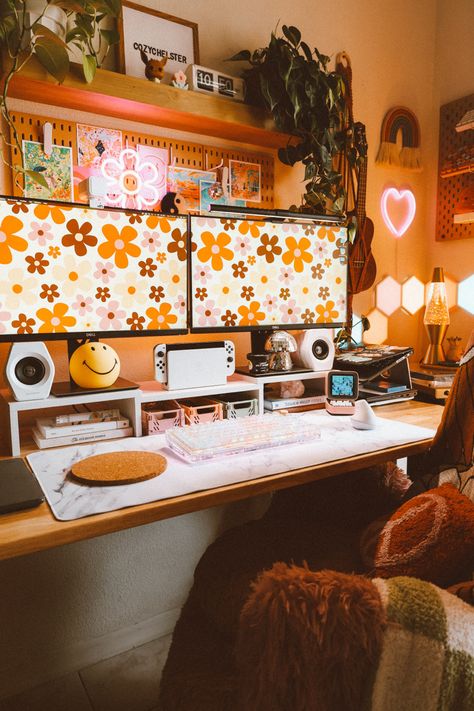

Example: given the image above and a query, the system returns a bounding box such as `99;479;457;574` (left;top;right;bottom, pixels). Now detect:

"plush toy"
139;50;167;83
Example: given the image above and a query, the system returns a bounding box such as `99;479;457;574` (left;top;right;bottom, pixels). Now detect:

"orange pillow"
373;483;474;587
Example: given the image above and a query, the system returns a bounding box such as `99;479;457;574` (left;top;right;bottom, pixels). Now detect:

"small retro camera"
325;370;359;415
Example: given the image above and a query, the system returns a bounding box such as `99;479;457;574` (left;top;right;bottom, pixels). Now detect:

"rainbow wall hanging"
376;107;422;171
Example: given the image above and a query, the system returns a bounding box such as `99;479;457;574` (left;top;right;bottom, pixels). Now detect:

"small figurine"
172;70;188;90
446;336;463;362
140;50;167;83
160;191;184;215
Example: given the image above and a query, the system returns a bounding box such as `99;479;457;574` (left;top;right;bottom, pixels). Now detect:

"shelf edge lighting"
381;187;416;237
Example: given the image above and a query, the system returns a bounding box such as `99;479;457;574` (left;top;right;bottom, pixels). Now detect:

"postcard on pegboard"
199;180;245;214
229;159;261;202
167;166;215;213
76;124;122;168
22;140;73;202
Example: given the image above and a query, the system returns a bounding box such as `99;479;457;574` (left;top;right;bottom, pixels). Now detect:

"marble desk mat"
27;412;436;522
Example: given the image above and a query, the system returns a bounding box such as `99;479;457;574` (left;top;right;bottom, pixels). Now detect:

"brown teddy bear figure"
139;50;167;83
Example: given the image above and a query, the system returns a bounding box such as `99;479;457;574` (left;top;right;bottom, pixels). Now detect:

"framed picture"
118;2;199;84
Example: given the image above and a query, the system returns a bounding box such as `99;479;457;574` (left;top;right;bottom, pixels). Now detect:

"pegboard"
9;111;274;208
435;93;474;241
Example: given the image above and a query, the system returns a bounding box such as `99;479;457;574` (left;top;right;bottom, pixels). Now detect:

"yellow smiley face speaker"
69;343;121;389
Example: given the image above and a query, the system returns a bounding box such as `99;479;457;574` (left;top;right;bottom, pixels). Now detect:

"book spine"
54;408;122;425
37;418;129;439
32;427;133;449
263;395;326;410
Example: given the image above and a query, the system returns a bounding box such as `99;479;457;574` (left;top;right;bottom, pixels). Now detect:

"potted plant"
0;0;121;188
229;25;361;214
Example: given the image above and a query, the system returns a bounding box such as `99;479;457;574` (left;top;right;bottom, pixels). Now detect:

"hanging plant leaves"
82;53;97;83
282;25;301;47
34;37;69;83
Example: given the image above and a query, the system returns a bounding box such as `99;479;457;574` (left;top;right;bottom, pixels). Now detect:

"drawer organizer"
178;398;223;425
211;394;259;419
142;400;185;435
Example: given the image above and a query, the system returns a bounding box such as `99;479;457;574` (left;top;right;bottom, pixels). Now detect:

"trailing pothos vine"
229;24;363;215
0;0;121;190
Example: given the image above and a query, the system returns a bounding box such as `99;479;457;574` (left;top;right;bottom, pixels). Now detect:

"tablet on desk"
0;459;44;515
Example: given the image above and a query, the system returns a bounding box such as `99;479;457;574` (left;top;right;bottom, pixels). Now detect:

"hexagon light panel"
402;276;425;315
458;275;474;314
352;313;364;344
362;308;388;344
376;276;402;316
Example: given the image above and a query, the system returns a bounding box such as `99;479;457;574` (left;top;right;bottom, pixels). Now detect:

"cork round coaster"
71;451;167;485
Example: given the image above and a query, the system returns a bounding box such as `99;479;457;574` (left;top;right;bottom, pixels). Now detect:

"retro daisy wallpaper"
189;217;348;329
0;198;188;337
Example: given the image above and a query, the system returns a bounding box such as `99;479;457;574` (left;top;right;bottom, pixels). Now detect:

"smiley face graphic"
69;342;120;389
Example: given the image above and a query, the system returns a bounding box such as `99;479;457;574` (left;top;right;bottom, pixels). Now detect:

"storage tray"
178;398;223;425
142;400;185;434
211;394;259;418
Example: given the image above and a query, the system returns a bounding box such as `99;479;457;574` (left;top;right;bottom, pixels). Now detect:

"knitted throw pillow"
373;483;474;587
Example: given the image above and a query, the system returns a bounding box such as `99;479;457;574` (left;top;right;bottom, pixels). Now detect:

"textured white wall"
1;0;468;698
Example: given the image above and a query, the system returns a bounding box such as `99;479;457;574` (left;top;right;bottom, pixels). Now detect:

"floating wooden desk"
0;400;443;562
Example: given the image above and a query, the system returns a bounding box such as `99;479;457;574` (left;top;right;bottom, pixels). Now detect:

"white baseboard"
0;606;181;701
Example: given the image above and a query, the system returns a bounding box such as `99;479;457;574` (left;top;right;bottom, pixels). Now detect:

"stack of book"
410;366;457;401
263;388;326;413
32;408;132;449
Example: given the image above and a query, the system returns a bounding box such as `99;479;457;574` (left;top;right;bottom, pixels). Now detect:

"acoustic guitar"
348;122;377;296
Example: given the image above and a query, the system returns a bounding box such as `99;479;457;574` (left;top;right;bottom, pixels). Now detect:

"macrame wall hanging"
375;106;422;171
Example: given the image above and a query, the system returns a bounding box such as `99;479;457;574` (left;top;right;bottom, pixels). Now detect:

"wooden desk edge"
0;436;433;561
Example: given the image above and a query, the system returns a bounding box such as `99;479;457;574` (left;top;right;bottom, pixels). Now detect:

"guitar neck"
356;158;368;225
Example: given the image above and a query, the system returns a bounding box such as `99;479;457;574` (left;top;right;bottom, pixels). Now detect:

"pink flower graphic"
94;261;116;284
279;266;295;285
96;300;126;330
263;294;278;312
0;301;10;333
195;299;220;327
28;221;53;247
141;230;161;252
234;234;251;256
193;264;212;284
314;242;328;260
280;298;301;324
72;295;93;316
174;294;186;315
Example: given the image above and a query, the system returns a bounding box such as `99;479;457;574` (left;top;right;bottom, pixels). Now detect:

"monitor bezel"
0;195;188;342
187;213;349;334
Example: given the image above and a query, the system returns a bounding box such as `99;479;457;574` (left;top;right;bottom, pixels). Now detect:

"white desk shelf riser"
139;378;263;411
3;373;327;456
2;378;262;456
2;388;142;457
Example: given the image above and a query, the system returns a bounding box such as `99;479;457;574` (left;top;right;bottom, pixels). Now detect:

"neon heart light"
381;187;416;237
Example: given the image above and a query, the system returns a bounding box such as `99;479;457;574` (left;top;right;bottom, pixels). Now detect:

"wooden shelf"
0;400;442;561
7;58;290;149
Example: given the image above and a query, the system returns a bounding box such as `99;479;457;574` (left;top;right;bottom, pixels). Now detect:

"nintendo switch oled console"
154;341;235;390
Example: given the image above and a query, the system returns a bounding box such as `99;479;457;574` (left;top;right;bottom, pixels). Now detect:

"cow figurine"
139;50;167;83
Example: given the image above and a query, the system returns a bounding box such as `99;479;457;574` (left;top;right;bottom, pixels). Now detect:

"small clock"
325;370;359;415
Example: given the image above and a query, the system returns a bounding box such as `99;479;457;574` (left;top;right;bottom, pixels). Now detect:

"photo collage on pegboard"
18;121;266;217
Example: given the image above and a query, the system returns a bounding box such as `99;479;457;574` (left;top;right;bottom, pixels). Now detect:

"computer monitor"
0;196;188;343
188;214;348;352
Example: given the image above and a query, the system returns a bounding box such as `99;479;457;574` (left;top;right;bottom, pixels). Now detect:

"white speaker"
5;342;55;401
293;329;335;371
